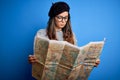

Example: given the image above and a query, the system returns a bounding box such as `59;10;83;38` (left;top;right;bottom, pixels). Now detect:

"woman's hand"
28;55;38;63
94;59;100;67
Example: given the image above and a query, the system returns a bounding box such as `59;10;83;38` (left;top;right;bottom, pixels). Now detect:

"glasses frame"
55;15;69;22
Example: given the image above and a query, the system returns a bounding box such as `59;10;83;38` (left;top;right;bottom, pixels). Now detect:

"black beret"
48;2;70;18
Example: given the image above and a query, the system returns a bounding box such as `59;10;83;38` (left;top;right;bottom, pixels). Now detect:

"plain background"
0;0;120;80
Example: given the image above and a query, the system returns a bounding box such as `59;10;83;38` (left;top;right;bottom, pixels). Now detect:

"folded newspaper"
32;37;105;80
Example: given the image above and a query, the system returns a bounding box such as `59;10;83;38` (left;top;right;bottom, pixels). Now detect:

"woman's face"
55;11;69;30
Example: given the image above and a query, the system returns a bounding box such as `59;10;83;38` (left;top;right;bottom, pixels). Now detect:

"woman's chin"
60;25;65;28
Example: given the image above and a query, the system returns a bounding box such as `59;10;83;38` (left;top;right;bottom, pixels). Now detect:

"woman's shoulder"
36;29;48;38
37;29;46;33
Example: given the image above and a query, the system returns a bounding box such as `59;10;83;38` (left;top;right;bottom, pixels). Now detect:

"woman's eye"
57;16;62;19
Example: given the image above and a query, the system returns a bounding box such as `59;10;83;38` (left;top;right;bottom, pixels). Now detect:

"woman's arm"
28;29;48;64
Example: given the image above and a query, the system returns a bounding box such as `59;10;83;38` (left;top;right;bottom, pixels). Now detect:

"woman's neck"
55;27;62;32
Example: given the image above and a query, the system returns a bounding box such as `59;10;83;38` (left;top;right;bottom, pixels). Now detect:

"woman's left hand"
94;59;100;67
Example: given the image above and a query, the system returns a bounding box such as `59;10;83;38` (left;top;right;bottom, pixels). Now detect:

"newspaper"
32;37;105;80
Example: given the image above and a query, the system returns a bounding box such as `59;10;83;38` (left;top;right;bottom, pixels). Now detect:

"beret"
48;2;70;18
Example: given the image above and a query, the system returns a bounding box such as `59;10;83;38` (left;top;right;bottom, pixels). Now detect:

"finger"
29;59;36;63
29;58;37;63
96;59;100;62
29;55;36;58
29;55;37;59
96;60;100;64
96;61;100;64
94;64;98;67
94;62;99;67
28;55;33;57
28;57;35;63
29;58;38;63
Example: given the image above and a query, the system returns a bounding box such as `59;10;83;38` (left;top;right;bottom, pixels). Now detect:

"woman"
28;1;100;67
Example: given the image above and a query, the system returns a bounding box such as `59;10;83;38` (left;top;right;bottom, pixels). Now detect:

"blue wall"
0;0;120;80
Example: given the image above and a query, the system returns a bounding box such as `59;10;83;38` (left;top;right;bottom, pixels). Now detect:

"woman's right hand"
28;55;38;63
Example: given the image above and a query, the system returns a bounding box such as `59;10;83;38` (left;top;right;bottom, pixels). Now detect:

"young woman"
28;1;100;67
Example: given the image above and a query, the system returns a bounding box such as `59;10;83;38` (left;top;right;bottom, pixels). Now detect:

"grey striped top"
35;29;77;45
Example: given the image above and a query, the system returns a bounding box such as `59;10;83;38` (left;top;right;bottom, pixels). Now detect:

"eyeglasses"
56;16;68;22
